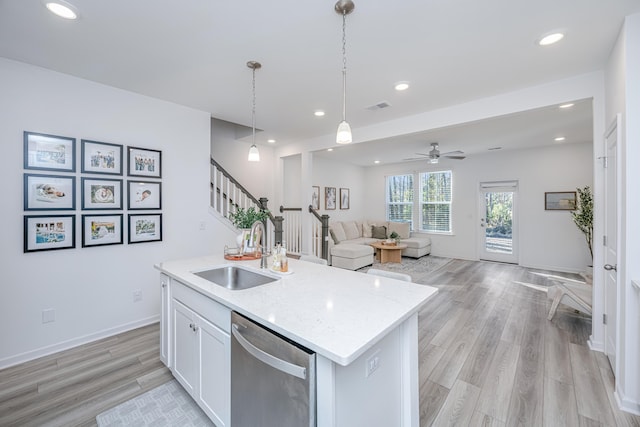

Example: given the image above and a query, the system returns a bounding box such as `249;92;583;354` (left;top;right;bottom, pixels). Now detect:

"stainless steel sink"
193;265;277;290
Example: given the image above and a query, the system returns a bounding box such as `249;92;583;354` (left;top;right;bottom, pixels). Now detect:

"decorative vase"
236;229;251;255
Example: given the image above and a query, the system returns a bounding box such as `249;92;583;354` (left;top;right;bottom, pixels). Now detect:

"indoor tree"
571;185;593;260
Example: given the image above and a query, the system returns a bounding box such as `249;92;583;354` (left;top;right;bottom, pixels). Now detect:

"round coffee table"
370;242;407;264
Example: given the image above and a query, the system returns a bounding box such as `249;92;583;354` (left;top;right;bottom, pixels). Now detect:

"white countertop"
155;254;438;366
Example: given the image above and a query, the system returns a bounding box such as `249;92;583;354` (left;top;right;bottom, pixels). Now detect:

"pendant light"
335;0;354;144
247;60;261;162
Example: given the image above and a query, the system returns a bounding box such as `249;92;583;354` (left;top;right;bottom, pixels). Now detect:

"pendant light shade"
248;144;260;162
335;0;354;144
336;120;352;144
247;60;261;162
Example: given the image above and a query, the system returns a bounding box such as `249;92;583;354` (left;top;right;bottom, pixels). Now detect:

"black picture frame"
24;131;76;172
24;173;75;211
24;214;76;252
82;214;123;247
81;139;123;175
127;180;162;210
81;177;123;210
127;146;162;178
128;213;162;244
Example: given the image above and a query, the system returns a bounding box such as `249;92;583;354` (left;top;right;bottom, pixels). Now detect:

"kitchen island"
156;254;438;427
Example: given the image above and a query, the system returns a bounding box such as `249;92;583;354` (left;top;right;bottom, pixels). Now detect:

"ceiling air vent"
366;101;392;111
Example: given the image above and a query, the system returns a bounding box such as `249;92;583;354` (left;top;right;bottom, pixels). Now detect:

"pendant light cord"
341;11;347;122
252;67;256;144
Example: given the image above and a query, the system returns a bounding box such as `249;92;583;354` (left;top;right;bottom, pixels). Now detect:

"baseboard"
587;336;605;352
615;388;640;416
0;315;159;370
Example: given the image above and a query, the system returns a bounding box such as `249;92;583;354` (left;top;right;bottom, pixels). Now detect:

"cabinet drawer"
172;280;230;333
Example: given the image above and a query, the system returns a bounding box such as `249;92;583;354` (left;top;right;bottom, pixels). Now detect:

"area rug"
96;379;214;426
357;255;453;283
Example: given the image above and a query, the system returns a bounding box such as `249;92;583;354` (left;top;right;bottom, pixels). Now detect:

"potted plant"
571;185;593;271
229;207;270;254
389;231;400;244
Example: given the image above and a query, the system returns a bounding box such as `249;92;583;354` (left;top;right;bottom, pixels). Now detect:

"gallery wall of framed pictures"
22;131;163;252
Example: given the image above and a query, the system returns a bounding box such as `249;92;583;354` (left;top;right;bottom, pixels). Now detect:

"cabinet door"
160;274;170;366
197;316;230;427
172;300;197;395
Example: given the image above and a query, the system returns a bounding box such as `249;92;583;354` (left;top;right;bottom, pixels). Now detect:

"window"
420;170;452;232
386;174;413;229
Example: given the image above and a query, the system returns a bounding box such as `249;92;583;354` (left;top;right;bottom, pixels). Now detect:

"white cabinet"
160;274;170;366
170;280;230;427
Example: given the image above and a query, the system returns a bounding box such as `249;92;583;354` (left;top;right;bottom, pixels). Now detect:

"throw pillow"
343;221;361;240
329;229;340;244
371;225;387;239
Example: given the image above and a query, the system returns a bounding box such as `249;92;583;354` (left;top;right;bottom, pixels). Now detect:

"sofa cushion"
331;243;373;258
402;237;431;249
371;225;387;239
342;221;361;240
363;220;387;237
388;222;410;239
330;222;347;244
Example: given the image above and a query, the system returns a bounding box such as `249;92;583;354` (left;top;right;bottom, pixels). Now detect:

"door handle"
604;264;617;271
232;323;307;379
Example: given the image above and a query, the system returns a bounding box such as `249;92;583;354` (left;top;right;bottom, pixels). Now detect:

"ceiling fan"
406;142;466;164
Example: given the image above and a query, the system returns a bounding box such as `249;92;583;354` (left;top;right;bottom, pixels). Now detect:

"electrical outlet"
199;221;206;231
42;308;55;323
365;351;380;377
133;290;142;303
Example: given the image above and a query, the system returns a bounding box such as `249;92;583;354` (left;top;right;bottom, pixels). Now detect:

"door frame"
478;181;519;264
603;114;621;376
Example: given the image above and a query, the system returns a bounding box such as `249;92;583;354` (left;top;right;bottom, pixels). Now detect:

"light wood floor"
1;259;638;426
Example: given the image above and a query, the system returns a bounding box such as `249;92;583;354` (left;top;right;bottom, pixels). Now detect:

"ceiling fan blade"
444;155;466;160
402;157;428;161
440;150;464;156
414;153;430;156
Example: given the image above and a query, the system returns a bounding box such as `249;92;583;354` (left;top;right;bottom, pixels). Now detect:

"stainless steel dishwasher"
231;311;316;427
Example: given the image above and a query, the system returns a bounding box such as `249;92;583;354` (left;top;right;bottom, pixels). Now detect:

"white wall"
312;156;367;222
605;13;640;414
210;118;275;207
0;59;236;367
360;142;593;272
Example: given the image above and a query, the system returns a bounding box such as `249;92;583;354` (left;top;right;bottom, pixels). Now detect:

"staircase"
210;157;329;260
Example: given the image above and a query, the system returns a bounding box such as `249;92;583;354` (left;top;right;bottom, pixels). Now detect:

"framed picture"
24;173;75;210
325;187;336;210
128;181;162;210
127;146;162;178
81;177;123;210
340;188;350;210
311;186;320;210
24;131;76;172
128;213;162;244
24;214;75;252
82;214;123;247
545;191;577;210
81;140;123;175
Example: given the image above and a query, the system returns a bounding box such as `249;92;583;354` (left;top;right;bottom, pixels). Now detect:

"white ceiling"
1;0;638;164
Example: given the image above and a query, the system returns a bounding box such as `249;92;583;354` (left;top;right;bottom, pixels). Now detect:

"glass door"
479;182;518;264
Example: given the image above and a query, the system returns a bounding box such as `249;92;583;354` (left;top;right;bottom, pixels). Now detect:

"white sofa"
328;220;431;269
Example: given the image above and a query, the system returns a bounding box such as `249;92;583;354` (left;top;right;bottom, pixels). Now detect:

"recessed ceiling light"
394;82;410;91
554;136;566;142
327;148;333;152
538;32;564;46
559;103;574;109
374;160;380;164
267;139;276;144
43;0;79;19
314;110;325;117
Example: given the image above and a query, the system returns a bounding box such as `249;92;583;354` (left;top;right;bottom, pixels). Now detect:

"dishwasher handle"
232;323;307;380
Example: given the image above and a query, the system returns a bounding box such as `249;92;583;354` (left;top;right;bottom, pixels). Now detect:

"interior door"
604;115;620;373
479;181;518;264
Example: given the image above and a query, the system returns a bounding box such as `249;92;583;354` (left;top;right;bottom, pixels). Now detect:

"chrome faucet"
248;220;269;268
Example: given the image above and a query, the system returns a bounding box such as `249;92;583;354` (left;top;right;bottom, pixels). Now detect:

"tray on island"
224;253;261;261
